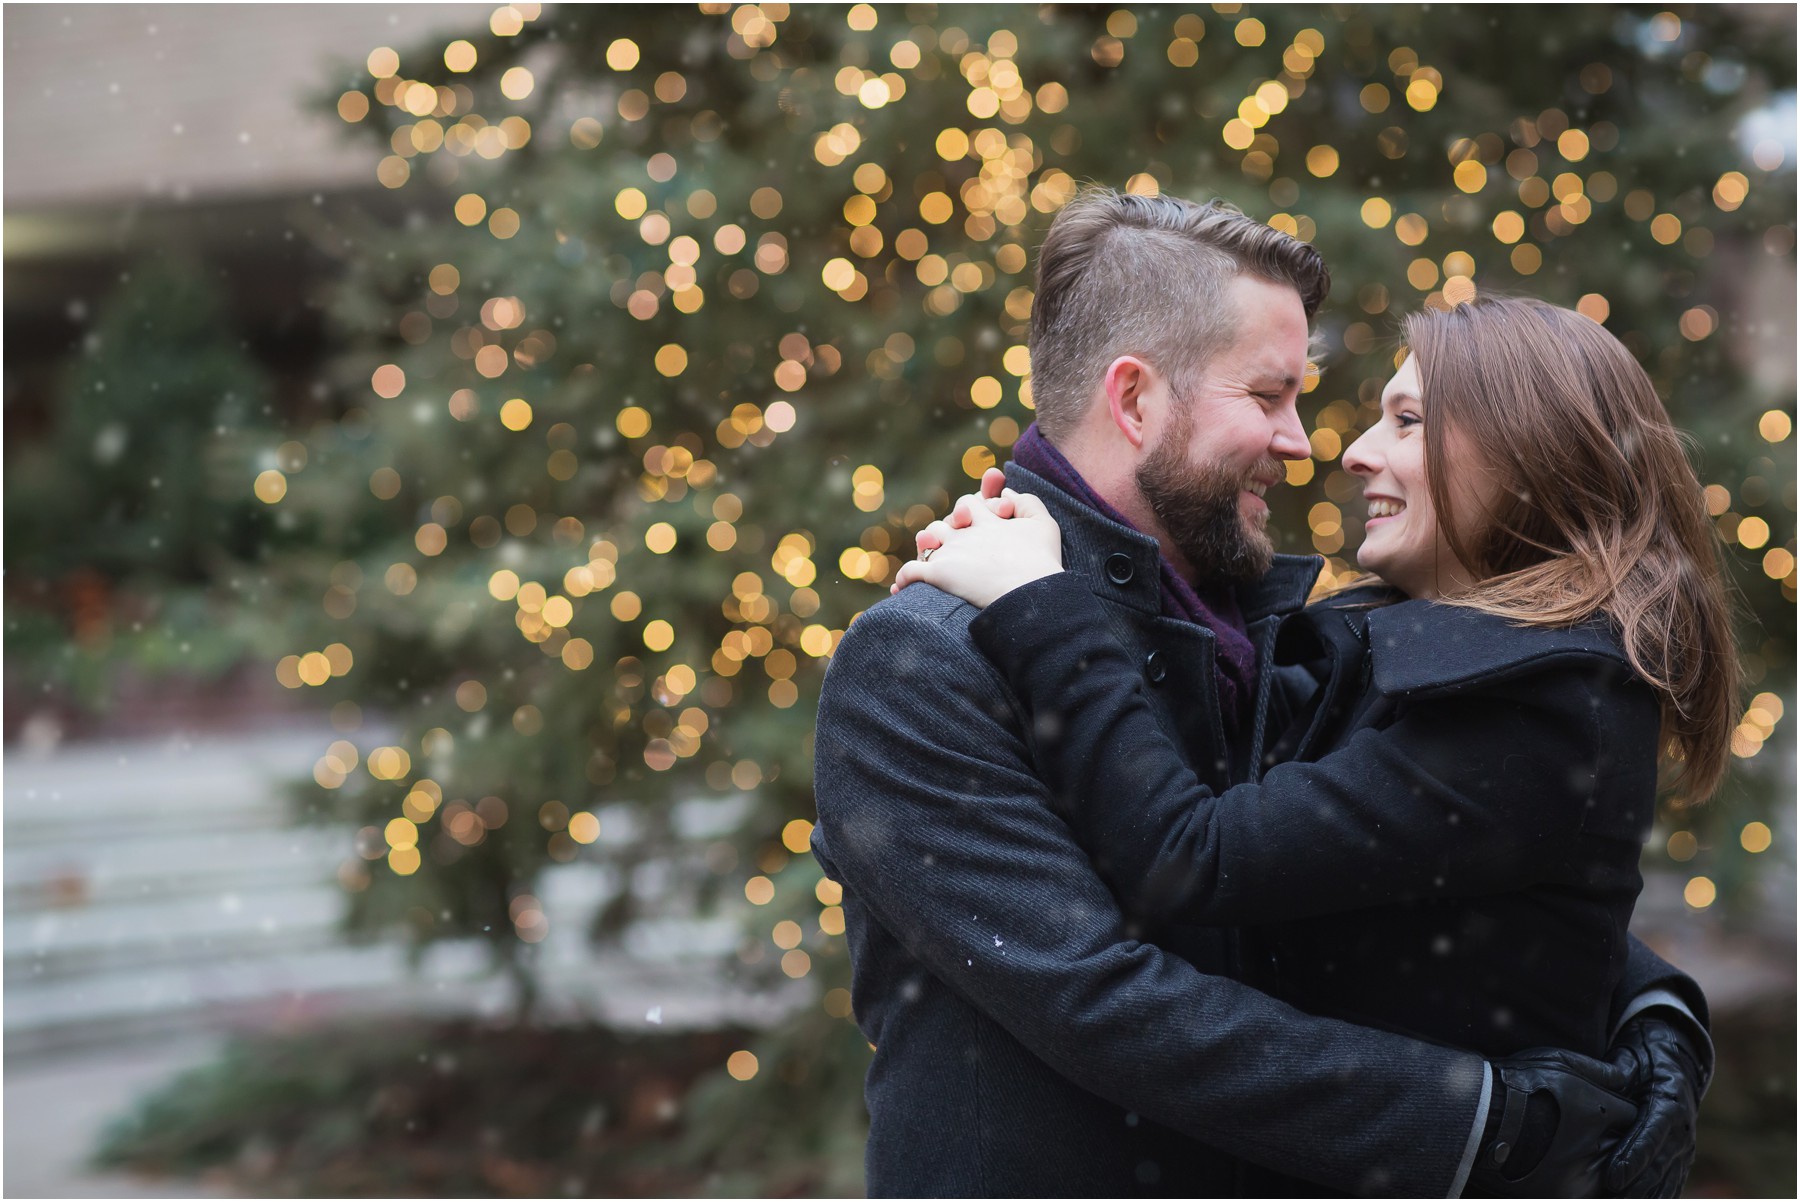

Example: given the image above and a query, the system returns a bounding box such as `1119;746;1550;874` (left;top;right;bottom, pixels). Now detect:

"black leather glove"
1465;1048;1639;1197
1601;1013;1709;1197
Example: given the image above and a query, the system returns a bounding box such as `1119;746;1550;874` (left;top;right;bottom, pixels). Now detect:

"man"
811;189;1709;1196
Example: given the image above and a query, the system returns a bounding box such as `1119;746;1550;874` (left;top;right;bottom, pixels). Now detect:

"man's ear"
1103;356;1156;450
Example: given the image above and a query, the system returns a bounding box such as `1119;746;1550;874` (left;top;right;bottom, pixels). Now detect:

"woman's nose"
1342;428;1380;476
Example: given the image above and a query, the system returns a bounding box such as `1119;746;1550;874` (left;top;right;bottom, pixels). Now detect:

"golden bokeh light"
490;5;525;36
540;595;574;627
299;652;333;687
500;66;534;100
616;406;652;438
253;470;287;504
371;364;405;398
454;193;487;225
415;523;448;556
499;398;533;431
444;39;477;72
1452;160;1485;193
606;38;640;70
385;817;419;850
781;819;814;853
655;344;689;376
1678;306;1716;341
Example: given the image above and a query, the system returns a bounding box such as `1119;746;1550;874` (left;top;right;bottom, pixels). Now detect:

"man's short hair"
1026;188;1329;440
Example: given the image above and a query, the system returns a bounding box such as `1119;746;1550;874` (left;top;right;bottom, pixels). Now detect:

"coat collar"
1362;597;1634;698
1001;463;1323;625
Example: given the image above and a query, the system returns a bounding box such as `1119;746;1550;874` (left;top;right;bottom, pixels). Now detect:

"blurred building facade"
5;5;491;439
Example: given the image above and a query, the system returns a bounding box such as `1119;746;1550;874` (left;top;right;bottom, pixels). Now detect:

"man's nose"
1270;403;1310;461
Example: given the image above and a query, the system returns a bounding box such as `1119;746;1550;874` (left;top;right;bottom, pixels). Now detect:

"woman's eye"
1396;412;1423;428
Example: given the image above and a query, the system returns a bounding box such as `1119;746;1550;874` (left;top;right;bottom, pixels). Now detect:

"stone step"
4;735;352;852
7;882;345;961
4;918;784;1061
5;827;345;909
1;728;773;1064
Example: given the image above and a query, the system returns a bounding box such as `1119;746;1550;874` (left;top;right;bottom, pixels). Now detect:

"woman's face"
1341;357;1488;600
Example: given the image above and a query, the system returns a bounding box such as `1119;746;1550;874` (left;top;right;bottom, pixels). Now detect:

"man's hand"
1466;1048;1639;1197
1601;1013;1708;1197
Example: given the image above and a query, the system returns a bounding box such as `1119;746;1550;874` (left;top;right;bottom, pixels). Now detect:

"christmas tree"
255;3;1792;1186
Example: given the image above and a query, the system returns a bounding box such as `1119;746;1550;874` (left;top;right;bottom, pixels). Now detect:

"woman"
896;297;1737;1080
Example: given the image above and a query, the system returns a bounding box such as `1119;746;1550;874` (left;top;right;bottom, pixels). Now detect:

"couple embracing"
811;188;1731;1197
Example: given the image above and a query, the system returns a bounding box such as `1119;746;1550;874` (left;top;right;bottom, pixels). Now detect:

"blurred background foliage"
6;2;1793;1195
6;257;287;709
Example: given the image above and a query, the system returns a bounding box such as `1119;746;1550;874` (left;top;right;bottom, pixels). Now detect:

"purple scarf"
1009;422;1258;737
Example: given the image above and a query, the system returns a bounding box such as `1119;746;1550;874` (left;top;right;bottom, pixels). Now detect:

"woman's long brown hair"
1402;296;1741;802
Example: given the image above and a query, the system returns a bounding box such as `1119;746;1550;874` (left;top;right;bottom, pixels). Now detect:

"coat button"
1144;650;1167;685
1105;553;1134;585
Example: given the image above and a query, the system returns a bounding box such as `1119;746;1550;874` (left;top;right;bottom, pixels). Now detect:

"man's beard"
1135;415;1279;585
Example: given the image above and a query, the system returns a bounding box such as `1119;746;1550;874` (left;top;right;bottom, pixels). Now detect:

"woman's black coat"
969;574;1663;1060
